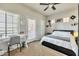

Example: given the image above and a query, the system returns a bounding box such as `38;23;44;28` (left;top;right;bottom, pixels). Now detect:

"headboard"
53;30;74;35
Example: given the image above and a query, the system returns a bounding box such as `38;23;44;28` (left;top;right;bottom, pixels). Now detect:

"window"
7;12;18;36
0;10;18;37
0;10;5;36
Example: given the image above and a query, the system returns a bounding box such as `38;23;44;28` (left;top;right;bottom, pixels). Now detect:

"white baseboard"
27;38;40;43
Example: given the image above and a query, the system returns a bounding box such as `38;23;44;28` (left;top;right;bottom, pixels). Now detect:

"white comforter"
40;32;78;56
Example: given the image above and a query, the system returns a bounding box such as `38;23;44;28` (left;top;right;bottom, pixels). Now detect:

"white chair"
20;35;28;48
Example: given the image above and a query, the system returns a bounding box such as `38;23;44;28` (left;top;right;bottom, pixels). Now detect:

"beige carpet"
4;41;66;56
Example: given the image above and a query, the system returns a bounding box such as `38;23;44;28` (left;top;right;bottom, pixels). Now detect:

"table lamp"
73;32;78;40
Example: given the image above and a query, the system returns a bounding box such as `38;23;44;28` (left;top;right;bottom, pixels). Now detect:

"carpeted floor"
4;41;66;56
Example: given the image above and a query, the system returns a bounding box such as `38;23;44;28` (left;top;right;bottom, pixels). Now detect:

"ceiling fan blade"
51;5;56;10
44;6;48;11
40;3;49;5
53;3;60;5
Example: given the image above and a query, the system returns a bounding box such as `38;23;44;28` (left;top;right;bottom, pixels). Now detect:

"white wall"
0;3;46;55
46;8;78;33
0;3;46;40
48;10;78;20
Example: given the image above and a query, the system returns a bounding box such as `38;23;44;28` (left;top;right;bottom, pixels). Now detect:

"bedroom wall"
46;8;78;33
0;3;46;41
0;3;46;55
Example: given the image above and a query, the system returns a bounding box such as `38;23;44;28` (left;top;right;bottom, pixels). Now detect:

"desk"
0;34;28;51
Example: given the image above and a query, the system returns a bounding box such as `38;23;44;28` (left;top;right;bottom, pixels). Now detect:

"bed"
40;30;78;56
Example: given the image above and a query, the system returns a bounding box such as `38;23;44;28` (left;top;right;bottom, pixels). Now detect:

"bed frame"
42;30;76;56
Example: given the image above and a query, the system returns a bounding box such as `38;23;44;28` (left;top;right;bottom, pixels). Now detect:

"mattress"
41;36;72;50
40;35;78;56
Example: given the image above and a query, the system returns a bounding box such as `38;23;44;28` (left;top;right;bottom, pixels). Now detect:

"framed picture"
56;18;63;23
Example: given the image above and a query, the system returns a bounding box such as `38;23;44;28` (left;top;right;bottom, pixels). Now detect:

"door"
27;19;36;40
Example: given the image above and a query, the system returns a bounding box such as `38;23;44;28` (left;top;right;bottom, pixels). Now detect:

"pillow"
51;31;70;37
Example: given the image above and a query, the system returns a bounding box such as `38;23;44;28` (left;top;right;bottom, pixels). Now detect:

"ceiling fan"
40;3;60;11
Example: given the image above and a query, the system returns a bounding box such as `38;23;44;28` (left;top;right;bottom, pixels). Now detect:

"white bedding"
40;31;78;56
41;36;71;49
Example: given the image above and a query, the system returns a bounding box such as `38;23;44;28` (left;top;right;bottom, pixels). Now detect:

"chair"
8;35;22;56
19;34;28;48
25;35;28;48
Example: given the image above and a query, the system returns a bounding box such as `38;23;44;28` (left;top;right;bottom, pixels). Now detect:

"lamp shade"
74;32;78;37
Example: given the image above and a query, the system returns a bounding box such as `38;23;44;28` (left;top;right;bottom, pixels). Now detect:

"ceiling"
23;3;78;16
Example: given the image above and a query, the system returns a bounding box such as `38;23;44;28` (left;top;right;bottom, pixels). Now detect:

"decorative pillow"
51;31;70;37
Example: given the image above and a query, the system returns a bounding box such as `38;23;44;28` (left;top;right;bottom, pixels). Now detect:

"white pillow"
52;31;70;37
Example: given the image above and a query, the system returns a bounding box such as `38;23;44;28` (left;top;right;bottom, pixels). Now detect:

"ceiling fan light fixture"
52;5;56;10
49;4;52;8
40;3;59;11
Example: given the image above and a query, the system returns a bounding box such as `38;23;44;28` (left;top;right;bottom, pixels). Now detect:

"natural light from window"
0;10;18;37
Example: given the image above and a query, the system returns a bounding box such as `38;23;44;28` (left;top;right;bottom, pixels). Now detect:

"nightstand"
45;33;52;35
75;37;78;45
